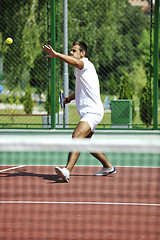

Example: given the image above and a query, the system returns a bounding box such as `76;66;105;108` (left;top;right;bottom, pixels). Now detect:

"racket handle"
66;97;69;103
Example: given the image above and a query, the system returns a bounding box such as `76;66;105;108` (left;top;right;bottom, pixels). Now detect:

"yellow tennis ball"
6;37;13;44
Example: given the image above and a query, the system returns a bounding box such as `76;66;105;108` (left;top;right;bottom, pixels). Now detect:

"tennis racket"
60;90;69;109
60;90;64;109
60;90;69;126
60;90;66;126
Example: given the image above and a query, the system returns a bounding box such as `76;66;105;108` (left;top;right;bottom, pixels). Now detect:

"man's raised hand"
42;45;57;58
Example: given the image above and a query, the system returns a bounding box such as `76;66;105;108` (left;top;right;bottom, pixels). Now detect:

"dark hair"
73;41;87;54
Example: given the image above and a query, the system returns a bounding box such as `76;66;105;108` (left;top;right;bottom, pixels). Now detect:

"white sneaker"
55;167;70;182
94;166;116;176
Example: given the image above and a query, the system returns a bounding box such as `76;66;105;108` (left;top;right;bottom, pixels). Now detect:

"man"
42;41;116;182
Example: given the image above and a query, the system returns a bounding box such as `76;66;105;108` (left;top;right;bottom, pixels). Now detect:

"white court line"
0;165;26;173
0;201;159;207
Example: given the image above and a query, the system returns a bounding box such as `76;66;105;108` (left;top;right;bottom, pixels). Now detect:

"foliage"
0;0;151;96
119;73;133;99
119;73;136;119
158;29;160;97
45;83;51;114
0;0;47;92
66;0;149;95
30;53;47;96
23;83;33;114
139;76;152;127
0;92;23;104
0;0;154;127
128;60;147;98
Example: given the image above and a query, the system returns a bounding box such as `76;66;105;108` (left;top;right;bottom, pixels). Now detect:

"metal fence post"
50;0;56;129
63;0;69;127
153;0;159;130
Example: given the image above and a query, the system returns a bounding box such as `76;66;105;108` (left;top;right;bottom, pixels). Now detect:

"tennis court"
0;131;160;240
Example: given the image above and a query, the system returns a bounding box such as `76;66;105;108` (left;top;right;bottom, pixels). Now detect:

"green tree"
119;73;133;99
0;0;151;100
0;0;47;91
1;0;30;89
45;83;51;114
129;61;147;98
158;30;160;99
119;73;136;119
30;53;47;98
66;0;149;94
23;83;33;114
139;77;152;127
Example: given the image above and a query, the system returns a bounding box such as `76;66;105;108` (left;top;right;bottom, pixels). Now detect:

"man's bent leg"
85;132;113;168
65;121;91;172
90;152;112;168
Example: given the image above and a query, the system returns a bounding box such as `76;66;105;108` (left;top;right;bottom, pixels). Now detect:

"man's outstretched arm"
42;45;84;70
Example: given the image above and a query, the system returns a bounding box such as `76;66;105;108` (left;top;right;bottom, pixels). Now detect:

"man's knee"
72;122;91;138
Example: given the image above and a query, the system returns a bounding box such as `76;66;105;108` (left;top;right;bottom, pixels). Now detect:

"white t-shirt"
74;58;104;116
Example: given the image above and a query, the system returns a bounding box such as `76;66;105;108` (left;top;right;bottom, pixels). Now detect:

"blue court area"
0;130;160;168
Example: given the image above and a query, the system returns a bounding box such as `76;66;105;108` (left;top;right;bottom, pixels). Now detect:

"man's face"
70;45;84;59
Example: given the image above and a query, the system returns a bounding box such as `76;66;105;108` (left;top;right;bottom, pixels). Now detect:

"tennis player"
42;41;116;182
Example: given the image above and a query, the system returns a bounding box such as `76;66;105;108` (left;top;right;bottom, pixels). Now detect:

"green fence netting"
0;0;159;130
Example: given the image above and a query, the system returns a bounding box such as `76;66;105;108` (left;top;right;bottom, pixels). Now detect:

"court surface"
0;131;160;240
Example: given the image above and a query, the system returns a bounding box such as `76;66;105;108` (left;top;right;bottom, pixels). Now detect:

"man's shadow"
0;169;63;183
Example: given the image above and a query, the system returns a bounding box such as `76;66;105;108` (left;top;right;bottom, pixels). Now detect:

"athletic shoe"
55;167;70;182
94;166;116;176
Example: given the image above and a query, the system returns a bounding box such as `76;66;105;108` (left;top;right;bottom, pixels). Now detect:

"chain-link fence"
0;0;49;128
56;0;159;130
0;0;159;129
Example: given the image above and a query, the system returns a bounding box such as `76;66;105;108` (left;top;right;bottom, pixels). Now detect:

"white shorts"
79;111;103;132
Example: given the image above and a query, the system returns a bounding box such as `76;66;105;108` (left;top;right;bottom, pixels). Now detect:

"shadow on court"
0;170;63;183
0;168;96;183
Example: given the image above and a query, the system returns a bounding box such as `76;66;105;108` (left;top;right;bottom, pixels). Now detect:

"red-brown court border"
0;166;159;240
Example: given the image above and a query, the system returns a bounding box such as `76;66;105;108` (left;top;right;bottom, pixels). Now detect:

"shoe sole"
94;170;116;176
55;167;69;183
105;170;116;176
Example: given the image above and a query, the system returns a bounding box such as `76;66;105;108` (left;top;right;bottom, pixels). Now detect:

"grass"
0;98;160;129
0;109;43;128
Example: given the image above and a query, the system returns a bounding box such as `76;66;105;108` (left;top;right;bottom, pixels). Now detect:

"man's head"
70;41;87;59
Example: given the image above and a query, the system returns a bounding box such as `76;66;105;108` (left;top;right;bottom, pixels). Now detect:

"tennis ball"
6;37;13;44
